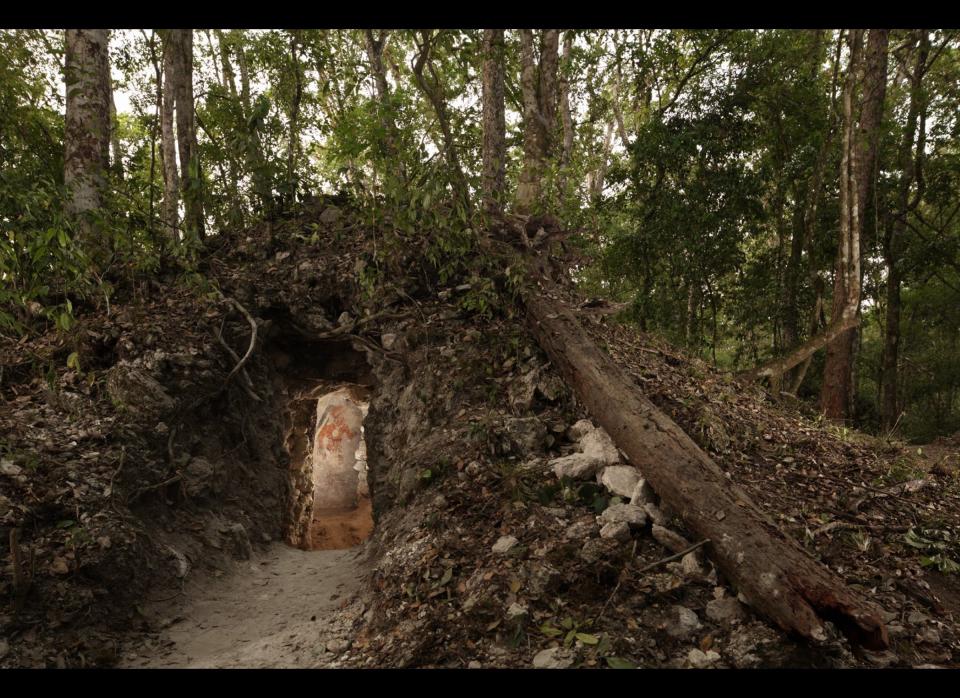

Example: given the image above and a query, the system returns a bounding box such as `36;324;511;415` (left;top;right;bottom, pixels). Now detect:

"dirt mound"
3;202;959;668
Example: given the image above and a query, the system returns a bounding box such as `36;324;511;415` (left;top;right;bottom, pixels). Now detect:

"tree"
515;30;559;214
64;29;111;266
481;29;506;216
820;29;888;420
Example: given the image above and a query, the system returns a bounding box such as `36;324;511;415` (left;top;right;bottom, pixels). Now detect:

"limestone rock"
563;520;596;540
381;333;398;351
599;521;631;542
492;535;519;555
706;596;748;625
598;465;641;498
666;606;701;639
532;647;574;669
506;603;529;620
629;478;657;506
598;503;647;528
651;525;691;554
551;452;600;480
502;417;548;454
687;648;721;668
579;539;605;564
643;502;668;526
579;427;620;466
680;552;704;578
567;419;595;441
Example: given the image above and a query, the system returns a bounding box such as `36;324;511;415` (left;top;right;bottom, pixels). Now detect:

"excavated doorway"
272;337;375;551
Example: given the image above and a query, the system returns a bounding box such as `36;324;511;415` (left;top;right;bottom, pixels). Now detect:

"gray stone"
0;458;22;477
599;521;632;542
629;478;657;506
579;428;620;466
492;535;519;555
667;606;700;638
221;522;252;560
381;333;398;351
532;647;574;669
579;539;605;564
467;660;482;669
183;457;217;498
599;465;641;498
598;503;647;528
666;606;701;639
563;520;596;540
651;525;691;554
319;205;342;224
643;502;668;526
503;417;548;453
106;365;176;420
680;552;704;577
706;596;747;625
567;419;595;442
687;648;721;668
551;452;601;480
919;627;941;645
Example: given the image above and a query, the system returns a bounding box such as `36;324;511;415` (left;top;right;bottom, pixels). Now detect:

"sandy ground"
122;543;367;668
309;497;374;550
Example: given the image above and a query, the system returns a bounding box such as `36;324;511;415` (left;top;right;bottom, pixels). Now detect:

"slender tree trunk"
160;31;180;244
881;31;929;432
557;31;575;195
820;29;887;421
481;29;506;216
286;30;303;206
171;30;203;241
65;29;111;268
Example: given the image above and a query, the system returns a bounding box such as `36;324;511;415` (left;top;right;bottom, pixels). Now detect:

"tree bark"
160;31;180;244
523;264;888;650
171;30;203;240
820;29;888;421
64;28;111;266
481;29;506;216
516;30;560;215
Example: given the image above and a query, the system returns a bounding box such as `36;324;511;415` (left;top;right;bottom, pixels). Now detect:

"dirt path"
122;544;368;668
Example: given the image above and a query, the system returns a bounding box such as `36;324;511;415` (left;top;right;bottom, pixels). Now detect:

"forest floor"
121;544;368;668
3;199;960;668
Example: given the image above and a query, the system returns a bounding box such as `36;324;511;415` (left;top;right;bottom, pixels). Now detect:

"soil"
121;544;367;668
308;498;374;550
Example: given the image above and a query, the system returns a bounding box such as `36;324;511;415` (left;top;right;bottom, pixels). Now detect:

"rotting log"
523;271;889;650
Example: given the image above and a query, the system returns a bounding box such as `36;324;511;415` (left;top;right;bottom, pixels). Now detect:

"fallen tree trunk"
523;271;888;650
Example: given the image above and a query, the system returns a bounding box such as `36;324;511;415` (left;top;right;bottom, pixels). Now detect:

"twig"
128;474;182;504
635;539;711;575
10;528;24;594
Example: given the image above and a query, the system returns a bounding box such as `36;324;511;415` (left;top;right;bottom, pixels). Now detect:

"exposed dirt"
309;498;374;550
122;543;367;668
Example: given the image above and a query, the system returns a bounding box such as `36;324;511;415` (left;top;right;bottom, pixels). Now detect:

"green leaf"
605;656;637;669
66;351;80;371
576;633;600;645
540;624;562;637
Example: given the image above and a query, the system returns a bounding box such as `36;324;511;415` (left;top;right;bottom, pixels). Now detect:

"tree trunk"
64;28;111;267
821;29;888;421
881;31;929;433
523;264;888;650
160;31;180;244
516;30;560;215
171;30;203;241
481;29;507;216
557;31;575;195
285;30;304;206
